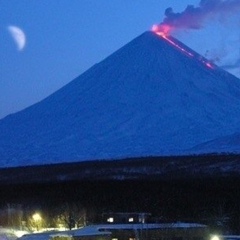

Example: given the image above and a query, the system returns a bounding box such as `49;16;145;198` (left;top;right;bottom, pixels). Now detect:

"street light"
211;235;220;240
32;213;42;231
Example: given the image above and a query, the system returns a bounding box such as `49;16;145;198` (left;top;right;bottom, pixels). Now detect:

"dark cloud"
160;0;240;31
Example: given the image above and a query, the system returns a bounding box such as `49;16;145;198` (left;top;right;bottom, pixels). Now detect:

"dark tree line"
1;177;240;233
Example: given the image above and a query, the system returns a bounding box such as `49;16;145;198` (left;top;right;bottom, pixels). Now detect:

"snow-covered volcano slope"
1;31;240;167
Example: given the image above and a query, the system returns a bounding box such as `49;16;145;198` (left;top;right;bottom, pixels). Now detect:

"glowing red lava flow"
203;61;214;69
151;24;214;70
152;25;194;58
155;32;194;58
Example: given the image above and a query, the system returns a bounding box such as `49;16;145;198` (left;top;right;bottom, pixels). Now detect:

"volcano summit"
1;31;240;168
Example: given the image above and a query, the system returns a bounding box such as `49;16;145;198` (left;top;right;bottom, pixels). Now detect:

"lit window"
107;217;114;223
128;218;134;222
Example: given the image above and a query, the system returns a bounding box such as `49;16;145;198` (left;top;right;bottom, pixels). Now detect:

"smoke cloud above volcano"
152;0;240;77
157;0;240;34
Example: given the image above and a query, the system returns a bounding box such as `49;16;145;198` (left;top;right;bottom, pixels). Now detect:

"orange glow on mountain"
152;25;193;57
152;26;215;70
204;62;214;69
151;24;173;37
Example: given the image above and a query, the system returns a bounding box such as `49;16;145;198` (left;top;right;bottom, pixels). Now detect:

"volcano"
1;31;240;168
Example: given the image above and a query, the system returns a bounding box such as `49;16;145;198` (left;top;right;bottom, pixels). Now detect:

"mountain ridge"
1;31;240;167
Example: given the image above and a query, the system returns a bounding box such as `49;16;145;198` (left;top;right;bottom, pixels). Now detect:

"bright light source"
211;235;220;240
107;217;114;223
32;213;42;231
33;213;42;222
128;218;134;222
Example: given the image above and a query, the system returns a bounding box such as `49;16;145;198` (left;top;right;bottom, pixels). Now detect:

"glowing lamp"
211;235;220;240
107;217;114;223
33;213;42;222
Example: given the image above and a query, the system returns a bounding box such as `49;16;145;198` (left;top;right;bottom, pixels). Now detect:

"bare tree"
54;202;86;230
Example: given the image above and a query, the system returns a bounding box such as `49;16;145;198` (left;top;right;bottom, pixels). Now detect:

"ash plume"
160;0;240;31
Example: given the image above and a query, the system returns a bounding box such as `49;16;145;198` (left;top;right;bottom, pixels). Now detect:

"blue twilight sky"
1;0;240;119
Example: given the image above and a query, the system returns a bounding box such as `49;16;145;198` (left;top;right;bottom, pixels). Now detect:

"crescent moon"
7;25;26;51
